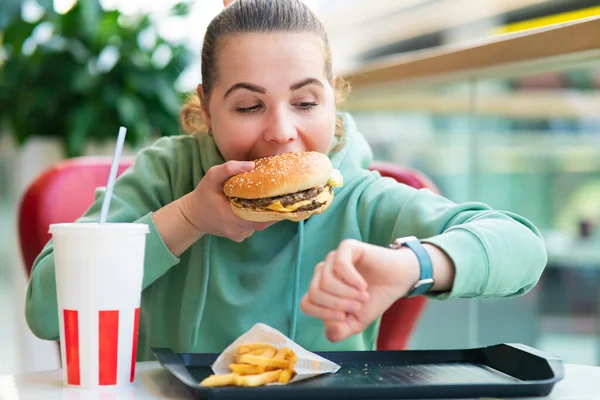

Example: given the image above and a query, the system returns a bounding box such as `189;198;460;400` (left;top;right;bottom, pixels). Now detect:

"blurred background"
1;0;600;375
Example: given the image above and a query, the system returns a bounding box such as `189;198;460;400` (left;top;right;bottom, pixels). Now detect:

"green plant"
0;0;195;157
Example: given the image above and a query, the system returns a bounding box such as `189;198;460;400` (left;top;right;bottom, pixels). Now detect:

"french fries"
200;344;298;387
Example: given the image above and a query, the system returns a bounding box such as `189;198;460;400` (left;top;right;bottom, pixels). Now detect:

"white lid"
49;222;150;235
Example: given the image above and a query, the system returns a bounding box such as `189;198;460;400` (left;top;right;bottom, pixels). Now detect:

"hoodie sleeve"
25;136;187;341
356;174;548;300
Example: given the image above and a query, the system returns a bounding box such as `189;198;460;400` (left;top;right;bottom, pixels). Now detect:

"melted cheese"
328;169;344;187
265;189;332;212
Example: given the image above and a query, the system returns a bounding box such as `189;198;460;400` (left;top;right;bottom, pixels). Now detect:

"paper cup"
50;222;149;389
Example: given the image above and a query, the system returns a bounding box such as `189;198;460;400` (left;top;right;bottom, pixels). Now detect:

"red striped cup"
50;222;149;388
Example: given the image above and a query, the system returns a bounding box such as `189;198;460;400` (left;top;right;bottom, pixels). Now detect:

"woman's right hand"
178;160;274;242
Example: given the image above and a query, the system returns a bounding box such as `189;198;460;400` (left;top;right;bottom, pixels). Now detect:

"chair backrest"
369;161;441;195
369;161;440;351
18;157;439;350
18;157;133;276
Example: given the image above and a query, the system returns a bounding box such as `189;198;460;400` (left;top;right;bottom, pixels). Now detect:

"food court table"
0;361;598;399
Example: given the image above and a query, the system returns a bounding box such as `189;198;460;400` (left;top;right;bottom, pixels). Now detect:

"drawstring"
192;235;212;347
289;220;304;341
192;221;304;346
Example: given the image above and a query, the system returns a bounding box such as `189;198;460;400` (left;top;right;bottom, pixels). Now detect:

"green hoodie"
25;113;547;360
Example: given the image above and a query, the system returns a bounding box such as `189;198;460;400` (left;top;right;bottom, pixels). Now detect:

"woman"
25;0;547;360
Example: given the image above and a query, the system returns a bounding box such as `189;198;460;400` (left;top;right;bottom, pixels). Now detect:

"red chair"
18;157;440;351
18;157;134;275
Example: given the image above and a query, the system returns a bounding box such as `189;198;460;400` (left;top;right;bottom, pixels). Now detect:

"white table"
0;361;598;399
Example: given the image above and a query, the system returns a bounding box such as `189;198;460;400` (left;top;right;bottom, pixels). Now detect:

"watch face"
390;236;418;249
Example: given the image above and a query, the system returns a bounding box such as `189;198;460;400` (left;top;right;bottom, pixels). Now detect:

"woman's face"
199;32;337;162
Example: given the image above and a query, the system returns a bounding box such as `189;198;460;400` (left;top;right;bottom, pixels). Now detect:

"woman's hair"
180;0;350;146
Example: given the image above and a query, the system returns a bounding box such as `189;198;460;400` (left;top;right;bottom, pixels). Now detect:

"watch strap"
390;237;434;297
403;239;434;297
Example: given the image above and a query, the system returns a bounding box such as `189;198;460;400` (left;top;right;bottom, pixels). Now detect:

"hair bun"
179;93;207;133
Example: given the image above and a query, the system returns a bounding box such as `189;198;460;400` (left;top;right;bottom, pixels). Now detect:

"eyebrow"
224;83;266;99
223;77;323;99
290;77;323;91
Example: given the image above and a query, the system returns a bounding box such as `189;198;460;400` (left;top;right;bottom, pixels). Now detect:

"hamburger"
223;151;343;222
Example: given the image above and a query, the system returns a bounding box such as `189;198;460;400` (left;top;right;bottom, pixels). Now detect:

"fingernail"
357;291;369;302
243;161;255;170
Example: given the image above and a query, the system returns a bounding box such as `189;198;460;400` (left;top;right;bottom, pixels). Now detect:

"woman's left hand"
300;239;423;343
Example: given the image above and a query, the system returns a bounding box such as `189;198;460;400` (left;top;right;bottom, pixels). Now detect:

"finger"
300;296;345;322
227;215;255;231
325;315;362;342
225;220;256;241
231;229;255;243
321;256;368;303
324;321;350;343
209;160;255;187
252;221;276;231
309;261;325;293
308;279;364;314
334;240;368;291
223;0;234;6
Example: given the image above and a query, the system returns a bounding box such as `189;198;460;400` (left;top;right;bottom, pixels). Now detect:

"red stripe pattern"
62;308;141;386
130;307;140;382
99;310;120;385
63;310;81;385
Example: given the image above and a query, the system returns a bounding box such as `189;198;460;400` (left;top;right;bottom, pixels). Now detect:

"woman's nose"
263;109;297;144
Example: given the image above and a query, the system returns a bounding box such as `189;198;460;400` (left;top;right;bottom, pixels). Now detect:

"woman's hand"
178;160;274;243
153;160;273;257
223;0;233;6
301;239;455;343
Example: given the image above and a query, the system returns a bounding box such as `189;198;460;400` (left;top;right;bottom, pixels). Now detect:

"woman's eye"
296;102;318;111
236;105;262;114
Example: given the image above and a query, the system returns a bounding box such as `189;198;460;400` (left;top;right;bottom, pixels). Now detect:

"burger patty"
231;184;332;209
294;199;327;212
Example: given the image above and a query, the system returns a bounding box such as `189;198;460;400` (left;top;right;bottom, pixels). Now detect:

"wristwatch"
389;236;434;297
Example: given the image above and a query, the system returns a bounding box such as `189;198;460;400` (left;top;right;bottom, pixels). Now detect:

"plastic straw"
99;126;127;224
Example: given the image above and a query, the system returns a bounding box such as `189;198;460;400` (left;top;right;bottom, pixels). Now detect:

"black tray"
151;343;564;400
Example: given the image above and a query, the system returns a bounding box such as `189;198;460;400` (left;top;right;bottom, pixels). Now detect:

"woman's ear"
197;83;211;130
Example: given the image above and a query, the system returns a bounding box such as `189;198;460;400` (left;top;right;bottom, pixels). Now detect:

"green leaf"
79;0;102;37
95;10;120;43
1;18;36;55
0;0;192;156
34;0;54;13
66;104;95;157
71;68;98;92
170;2;192;17
155;76;181;115
116;94;139;126
0;0;22;31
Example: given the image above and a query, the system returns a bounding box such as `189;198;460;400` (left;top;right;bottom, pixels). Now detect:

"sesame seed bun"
223;151;333;199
